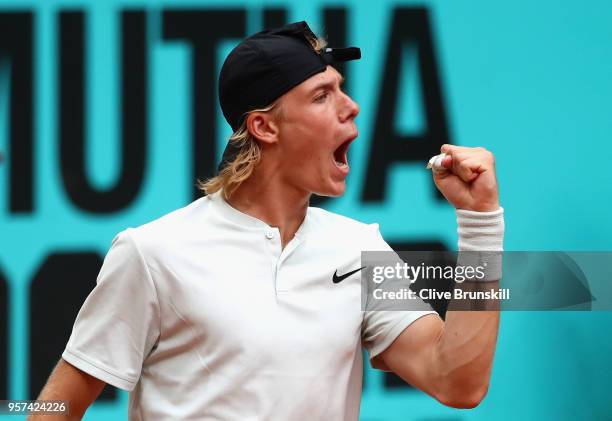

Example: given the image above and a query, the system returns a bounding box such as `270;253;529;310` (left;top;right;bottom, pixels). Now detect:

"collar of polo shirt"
208;190;312;240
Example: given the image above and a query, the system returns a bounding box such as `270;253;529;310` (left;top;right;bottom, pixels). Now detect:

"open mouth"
333;137;354;168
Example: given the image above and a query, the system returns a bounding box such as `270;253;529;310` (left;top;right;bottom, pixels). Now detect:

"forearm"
434;289;500;405
27;359;104;421
434;206;504;405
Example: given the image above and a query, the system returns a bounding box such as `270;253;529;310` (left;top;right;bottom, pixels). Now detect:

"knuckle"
456;152;468;161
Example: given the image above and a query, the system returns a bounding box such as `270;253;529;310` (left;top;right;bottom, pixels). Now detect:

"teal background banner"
1;0;611;419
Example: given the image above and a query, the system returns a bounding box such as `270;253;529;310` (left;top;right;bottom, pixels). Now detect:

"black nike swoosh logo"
333;266;366;284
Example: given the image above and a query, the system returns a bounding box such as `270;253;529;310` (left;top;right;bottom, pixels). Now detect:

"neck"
226;172;310;249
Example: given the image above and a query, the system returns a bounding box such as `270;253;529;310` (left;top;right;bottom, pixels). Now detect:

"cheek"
279;106;337;168
279;136;316;173
295;102;336;131
283;141;326;184
284;124;328;159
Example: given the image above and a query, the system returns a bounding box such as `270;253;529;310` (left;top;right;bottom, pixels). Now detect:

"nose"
339;91;360;123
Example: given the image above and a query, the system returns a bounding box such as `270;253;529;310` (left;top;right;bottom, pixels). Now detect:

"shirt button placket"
265;229;281;292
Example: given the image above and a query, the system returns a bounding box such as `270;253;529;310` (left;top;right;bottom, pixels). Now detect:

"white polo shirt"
62;191;438;420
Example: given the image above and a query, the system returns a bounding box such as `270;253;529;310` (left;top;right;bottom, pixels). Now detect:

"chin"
312;182;346;198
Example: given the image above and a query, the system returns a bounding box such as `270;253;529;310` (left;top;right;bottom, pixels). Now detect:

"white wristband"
456;207;505;281
457;207;504;251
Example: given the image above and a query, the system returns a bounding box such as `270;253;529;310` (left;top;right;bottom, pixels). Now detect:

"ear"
246;111;280;145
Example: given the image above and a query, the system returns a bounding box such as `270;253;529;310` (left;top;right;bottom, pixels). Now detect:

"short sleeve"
361;224;439;371
62;229;161;391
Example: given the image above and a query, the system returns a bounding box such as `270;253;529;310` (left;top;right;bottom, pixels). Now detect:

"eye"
314;91;329;102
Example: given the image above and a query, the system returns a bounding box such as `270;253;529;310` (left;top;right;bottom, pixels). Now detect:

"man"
32;21;504;420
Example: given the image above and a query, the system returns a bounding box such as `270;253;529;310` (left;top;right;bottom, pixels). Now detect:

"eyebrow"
308;74;345;95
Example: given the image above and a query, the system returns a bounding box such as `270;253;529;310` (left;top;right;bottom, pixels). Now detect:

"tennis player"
31;21;504;420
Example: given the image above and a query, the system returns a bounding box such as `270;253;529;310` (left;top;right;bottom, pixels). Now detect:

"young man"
32;21;504;420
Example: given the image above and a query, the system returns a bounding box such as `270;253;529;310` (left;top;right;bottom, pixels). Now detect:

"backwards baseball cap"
217;21;361;171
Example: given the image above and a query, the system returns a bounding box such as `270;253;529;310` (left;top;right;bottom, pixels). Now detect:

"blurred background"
0;0;611;419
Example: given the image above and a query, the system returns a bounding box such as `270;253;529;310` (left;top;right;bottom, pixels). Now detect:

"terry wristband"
456;207;505;282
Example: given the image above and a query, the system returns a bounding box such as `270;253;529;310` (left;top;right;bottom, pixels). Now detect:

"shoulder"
136;196;211;235
307;206;374;230
306;206;382;248
116;196;214;254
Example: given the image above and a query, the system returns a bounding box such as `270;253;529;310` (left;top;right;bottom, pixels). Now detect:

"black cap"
217;21;361;172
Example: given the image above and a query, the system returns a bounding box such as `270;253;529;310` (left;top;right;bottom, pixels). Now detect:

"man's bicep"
375;313;444;396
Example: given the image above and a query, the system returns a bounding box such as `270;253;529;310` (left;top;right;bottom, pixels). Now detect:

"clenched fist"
429;144;500;212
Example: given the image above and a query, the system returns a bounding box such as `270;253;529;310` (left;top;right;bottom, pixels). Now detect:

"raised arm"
28;358;106;421
377;145;504;408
